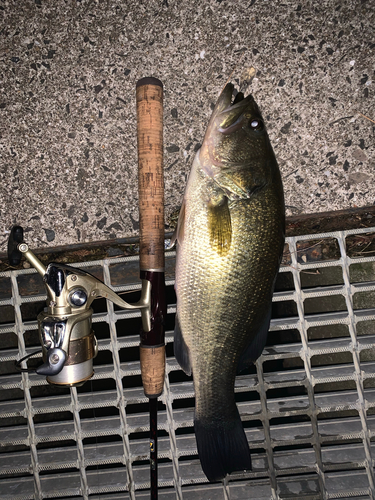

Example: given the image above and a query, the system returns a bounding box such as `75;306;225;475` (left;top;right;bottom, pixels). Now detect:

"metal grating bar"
255;357;278;499
71;386;90;500
163;367;184;499
102;258;136;499
337;231;375;499
288;236;328;497
1;227;375;498
9;273;43;500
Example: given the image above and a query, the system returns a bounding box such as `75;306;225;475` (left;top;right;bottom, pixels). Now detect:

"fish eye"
249;119;264;131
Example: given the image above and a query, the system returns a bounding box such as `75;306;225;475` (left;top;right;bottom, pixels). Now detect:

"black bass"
173;83;285;482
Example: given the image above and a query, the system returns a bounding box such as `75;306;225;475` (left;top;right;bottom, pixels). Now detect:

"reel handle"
8;225;24;266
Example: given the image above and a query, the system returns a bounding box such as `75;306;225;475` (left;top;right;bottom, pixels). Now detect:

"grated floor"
1;227;375;499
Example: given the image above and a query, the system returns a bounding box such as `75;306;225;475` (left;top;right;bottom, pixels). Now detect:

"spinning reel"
9;225;151;387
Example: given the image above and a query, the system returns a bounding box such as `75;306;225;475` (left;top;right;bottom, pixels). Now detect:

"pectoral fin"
208;197;232;256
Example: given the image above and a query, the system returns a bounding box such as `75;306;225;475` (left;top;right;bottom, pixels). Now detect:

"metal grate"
1;226;375;499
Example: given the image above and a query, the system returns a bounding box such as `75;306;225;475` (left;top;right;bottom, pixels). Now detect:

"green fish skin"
173;83;285;482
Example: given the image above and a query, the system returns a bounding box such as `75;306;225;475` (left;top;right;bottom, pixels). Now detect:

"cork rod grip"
136;78;166;399
136;77;165;272
139;345;165;398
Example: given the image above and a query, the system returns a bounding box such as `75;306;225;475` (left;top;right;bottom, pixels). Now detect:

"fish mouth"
199;83;259;174
213;84;254;135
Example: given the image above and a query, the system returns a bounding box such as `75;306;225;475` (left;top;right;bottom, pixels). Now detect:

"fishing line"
221;50;248;93
220;48;375;127
284;239;325;258
358;112;375;125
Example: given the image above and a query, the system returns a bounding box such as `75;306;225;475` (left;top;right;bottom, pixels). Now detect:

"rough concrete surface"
0;0;374;252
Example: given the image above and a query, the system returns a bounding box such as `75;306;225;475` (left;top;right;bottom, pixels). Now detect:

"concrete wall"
0;0;374;252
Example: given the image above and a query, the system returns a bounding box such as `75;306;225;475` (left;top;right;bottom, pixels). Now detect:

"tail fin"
194;410;251;482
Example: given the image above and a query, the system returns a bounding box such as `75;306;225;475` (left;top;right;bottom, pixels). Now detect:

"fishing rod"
136;77;166;500
8;77;166;499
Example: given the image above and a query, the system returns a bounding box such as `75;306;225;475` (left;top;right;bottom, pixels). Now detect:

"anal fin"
237;303;272;374
174;313;192;376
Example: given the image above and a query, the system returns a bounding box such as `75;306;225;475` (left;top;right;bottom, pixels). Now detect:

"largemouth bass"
173;83;285;482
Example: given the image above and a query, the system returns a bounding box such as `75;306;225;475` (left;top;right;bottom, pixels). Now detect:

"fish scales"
174;83;285;482
177;163;283;416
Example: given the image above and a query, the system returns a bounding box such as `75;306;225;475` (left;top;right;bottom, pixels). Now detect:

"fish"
173;83;285;482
